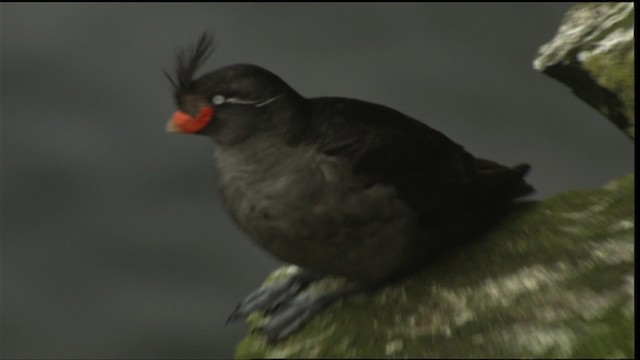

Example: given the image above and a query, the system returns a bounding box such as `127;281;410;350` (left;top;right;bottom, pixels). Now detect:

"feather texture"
165;32;216;98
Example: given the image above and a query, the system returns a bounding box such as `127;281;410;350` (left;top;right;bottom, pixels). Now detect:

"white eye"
212;95;226;105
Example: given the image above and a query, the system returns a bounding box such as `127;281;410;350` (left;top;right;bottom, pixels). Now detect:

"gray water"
1;3;634;359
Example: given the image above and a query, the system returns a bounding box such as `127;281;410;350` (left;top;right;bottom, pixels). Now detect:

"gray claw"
226;269;323;325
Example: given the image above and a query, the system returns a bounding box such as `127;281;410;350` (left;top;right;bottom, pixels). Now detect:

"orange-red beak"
165;106;215;133
165;117;182;133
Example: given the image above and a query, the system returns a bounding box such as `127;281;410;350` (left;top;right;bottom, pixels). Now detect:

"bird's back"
303;96;534;226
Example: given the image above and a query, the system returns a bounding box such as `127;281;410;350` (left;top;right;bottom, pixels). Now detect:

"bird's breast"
212;137;420;283
214;140;354;228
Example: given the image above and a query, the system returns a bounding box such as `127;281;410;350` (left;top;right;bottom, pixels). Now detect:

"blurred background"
1;3;634;359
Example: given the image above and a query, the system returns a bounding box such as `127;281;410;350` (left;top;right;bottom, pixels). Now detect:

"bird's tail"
473;158;535;202
441;158;535;241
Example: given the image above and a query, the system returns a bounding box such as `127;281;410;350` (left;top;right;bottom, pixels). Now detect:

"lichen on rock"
533;2;635;139
236;174;634;358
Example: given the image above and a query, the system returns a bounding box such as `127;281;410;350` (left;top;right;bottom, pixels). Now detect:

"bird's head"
165;32;307;146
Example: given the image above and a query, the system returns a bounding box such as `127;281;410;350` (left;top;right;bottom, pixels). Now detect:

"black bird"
165;33;534;342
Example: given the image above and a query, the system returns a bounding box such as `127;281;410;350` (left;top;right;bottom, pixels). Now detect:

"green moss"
569;298;635;358
236;174;634;358
582;32;635;137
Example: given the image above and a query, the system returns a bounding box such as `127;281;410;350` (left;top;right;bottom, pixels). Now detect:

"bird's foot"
257;283;363;342
226;269;323;324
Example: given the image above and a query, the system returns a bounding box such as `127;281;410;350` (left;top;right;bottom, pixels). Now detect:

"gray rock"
235;3;635;357
236;174;634;358
534;2;635;139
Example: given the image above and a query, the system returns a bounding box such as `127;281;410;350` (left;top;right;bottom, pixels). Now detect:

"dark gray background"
1;3;633;359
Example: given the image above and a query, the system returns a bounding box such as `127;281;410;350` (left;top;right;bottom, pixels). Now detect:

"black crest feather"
165;32;216;97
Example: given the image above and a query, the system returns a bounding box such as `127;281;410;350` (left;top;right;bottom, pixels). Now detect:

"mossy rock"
235;174;634;358
534;2;635;140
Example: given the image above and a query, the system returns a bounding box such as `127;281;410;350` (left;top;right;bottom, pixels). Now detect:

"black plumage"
165;32;534;341
165;32;216;98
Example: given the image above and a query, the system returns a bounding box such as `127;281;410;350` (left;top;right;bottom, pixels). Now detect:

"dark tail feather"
474;158;535;201
440;159;535;242
508;164;536;199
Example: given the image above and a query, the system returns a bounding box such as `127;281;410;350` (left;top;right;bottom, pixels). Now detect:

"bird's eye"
212;95;226;105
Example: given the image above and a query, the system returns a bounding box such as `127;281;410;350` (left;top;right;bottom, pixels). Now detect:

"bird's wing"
307;97;478;220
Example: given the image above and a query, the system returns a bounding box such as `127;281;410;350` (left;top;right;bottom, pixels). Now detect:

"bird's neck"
270;93;312;146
